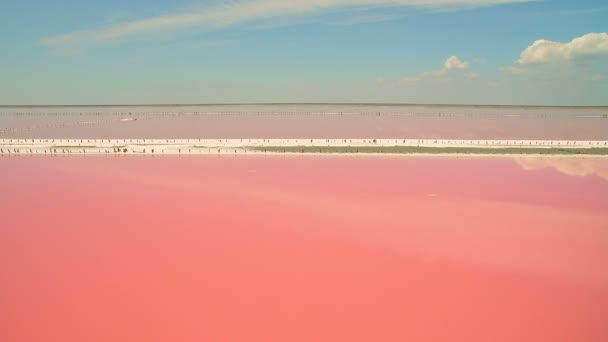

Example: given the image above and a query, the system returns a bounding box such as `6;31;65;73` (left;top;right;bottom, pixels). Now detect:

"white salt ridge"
1;138;607;156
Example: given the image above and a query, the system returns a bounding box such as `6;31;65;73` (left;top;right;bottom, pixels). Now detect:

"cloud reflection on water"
514;157;608;182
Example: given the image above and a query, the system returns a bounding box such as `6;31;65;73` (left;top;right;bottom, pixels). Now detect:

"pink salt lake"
1;155;607;341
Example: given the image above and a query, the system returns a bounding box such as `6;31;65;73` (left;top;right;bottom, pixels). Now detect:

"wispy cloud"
161;39;237;50
331;14;397;25
251;16;318;30
545;7;608;16
42;0;530;49
50;47;84;56
500;66;532;75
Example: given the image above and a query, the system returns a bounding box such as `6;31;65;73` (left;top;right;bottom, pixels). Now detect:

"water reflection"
515;157;608;182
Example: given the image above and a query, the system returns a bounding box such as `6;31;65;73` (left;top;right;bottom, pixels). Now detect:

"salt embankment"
1;138;608;156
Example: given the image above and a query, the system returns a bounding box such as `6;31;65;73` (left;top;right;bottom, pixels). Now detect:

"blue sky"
1;0;607;105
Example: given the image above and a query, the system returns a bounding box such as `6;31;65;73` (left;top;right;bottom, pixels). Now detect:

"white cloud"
518;32;608;65
42;0;530;47
433;55;471;76
444;55;469;70
382;55;470;86
500;32;608;79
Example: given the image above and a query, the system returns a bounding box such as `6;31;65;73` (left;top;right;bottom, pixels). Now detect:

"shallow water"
1;104;608;139
1;155;607;341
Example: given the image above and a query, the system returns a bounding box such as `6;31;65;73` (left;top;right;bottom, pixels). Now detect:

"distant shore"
2;139;608;157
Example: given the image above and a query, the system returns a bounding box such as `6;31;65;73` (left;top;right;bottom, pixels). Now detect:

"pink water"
1;156;608;341
2;105;608;139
